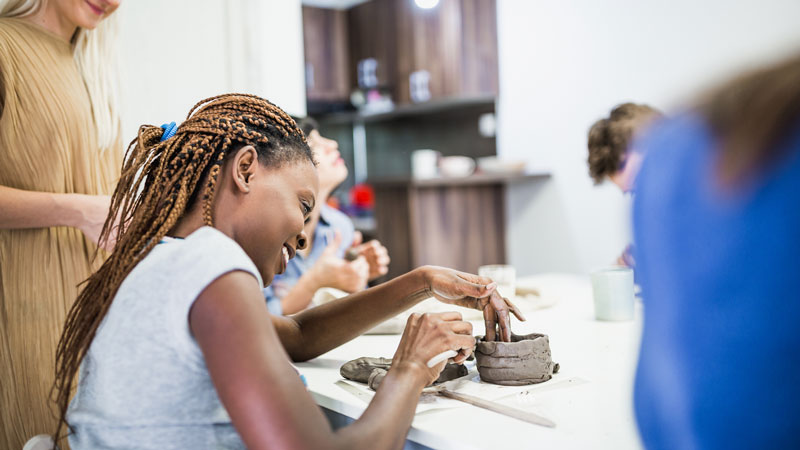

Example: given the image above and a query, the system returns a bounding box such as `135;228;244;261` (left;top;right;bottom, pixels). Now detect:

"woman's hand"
0;187;115;252
391;312;475;387
66;194;115;251
420;266;526;342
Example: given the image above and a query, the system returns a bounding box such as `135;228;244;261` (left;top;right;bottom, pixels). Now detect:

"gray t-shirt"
68;226;263;449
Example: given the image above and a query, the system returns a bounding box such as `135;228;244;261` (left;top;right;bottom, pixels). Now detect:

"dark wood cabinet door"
374;182;506;279
393;0;498;104
457;0;499;97
303;6;351;102
305;0;498;106
347;0;397;90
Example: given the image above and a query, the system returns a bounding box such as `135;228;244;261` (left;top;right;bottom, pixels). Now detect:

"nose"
322;137;338;153
296;230;309;251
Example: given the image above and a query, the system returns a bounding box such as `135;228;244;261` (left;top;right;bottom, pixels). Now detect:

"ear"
230;145;258;194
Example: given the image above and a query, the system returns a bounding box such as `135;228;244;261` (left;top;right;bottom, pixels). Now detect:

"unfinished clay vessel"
475;333;558;386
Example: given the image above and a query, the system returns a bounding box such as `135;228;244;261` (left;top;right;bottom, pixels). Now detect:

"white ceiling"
301;0;371;9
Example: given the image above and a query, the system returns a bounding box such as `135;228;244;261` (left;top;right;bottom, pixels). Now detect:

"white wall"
496;0;800;276
117;0;306;144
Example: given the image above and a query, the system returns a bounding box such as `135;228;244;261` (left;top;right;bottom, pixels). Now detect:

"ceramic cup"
478;264;516;300
412;149;440;179
591;266;635;321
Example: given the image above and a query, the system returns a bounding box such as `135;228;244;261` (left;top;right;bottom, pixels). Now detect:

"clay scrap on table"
340;357;468;391
475;332;560;386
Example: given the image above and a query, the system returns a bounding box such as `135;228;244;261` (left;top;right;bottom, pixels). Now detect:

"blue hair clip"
160;121;177;141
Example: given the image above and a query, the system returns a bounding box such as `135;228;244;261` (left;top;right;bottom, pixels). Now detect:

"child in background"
264;117;390;315
587;103;663;267
54;94;523;449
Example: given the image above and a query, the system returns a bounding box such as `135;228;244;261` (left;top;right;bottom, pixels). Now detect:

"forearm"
279;272;320;315
331;365;426;450
0;185;81;229
280;267;432;361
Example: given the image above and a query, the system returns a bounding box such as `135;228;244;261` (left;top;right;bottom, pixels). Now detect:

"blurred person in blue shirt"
587;103;663;267
264;118;390;315
633;53;800;449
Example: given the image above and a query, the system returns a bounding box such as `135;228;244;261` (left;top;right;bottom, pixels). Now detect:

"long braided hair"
52;93;314;440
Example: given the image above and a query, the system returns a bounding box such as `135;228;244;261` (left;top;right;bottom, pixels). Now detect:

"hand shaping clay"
340;356;468;391
475;333;559;386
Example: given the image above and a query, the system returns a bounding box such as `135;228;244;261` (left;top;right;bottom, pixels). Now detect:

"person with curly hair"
587;102;663;267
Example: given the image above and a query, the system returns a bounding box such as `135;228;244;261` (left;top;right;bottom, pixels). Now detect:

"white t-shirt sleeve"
163;227;264;366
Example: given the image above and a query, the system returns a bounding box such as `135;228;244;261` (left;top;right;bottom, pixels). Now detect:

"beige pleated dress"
0;18;121;449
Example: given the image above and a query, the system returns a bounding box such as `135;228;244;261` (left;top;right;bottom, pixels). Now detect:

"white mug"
412;149;440;179
591;266;634;321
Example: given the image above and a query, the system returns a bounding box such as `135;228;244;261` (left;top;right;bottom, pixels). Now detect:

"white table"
295;273;644;449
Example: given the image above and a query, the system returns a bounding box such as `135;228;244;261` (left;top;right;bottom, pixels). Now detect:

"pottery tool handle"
438;389;556;428
426;350;458;368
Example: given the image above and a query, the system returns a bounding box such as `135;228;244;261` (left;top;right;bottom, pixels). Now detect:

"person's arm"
191;270;474;450
272;265;525;362
0;185;113;247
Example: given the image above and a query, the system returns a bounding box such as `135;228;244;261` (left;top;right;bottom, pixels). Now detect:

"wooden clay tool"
425;351;556;428
430;386;556;428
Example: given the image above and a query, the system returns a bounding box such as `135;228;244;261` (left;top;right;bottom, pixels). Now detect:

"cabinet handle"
358;58;379;89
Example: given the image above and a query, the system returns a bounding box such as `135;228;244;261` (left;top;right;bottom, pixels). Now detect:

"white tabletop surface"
295;273;644;450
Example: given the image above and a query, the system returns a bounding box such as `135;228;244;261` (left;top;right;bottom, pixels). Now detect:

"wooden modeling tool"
426;384;556;428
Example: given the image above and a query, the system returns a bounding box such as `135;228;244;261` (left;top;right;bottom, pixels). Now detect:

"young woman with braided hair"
55;93;524;449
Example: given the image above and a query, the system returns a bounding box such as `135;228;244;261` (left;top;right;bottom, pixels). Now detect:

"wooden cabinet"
347;0;397;90
302;6;351;102
372;173;547;279
392;0;498;104
305;0;498;107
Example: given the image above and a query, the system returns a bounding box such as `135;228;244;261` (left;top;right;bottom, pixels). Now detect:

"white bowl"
439;156;476;177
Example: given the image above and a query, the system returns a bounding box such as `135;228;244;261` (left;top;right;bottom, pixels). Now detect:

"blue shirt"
632;113;800;449
264;205;355;315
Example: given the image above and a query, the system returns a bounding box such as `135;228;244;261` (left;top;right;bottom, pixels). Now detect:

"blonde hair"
1;0;121;151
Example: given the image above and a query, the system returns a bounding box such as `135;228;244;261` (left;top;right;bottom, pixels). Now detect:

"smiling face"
307;130;347;195
52;0;120;30
220;147;319;286
251;161;318;285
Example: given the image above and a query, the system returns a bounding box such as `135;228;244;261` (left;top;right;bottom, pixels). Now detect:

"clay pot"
475;333;558;386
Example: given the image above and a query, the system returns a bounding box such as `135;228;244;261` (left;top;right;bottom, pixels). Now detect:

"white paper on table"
336;370;588;414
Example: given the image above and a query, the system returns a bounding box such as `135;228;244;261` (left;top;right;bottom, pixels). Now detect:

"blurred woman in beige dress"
0;0;122;447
